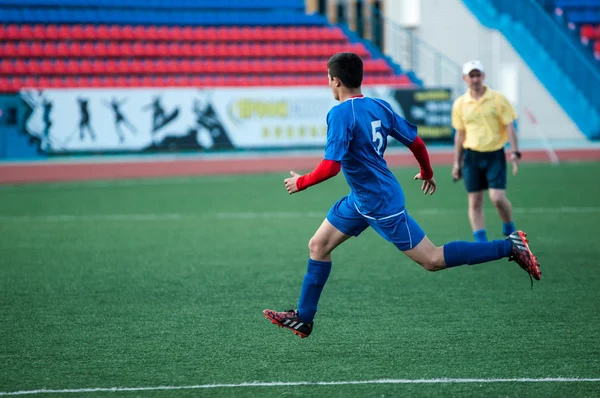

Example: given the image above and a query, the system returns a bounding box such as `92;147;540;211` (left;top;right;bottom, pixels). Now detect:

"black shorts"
463;148;507;193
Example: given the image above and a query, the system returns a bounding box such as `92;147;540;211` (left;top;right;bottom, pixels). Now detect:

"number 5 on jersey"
371;120;383;156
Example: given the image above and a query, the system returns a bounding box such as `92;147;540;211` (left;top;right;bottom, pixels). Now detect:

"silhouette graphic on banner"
104;97;137;143
42;97;52;145
77;97;96;141
143;96;180;134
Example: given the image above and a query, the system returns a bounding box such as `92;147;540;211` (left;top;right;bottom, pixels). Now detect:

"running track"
1;148;599;184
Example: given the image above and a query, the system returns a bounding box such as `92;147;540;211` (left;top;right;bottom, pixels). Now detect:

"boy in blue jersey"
263;53;541;339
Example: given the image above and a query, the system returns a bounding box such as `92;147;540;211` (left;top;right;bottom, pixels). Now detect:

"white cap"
462;60;485;75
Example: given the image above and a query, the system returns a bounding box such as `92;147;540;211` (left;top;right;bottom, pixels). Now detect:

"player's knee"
468;195;484;211
419;250;445;272
469;198;484;211
490;194;508;208
490;197;501;207
422;261;444;272
308;237;329;258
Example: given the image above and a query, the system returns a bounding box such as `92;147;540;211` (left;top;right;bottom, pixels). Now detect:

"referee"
451;60;521;242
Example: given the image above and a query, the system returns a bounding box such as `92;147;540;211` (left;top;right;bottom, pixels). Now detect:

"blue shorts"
326;196;425;251
463;148;507;193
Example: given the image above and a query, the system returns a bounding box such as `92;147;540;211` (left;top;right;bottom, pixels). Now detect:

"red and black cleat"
263;309;313;338
507;230;542;286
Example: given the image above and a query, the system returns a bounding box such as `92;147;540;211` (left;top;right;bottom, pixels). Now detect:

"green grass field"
1;162;600;397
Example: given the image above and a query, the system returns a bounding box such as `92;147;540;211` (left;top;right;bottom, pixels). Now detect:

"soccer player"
263;53;541;339
452;60;520;242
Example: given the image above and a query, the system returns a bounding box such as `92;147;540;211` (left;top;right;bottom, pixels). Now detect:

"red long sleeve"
296;159;341;191
408;136;434;180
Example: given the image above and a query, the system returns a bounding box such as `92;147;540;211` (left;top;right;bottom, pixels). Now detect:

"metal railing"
330;1;465;98
373;5;464;97
382;18;465;97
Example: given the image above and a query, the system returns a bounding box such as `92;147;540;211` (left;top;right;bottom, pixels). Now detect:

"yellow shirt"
451;86;516;152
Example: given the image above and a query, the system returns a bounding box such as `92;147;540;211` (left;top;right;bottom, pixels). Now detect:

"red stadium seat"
69;76;84;87
33;59;47;75
0;78;16;92
121;25;134;40
0;21;410;91
105;59;118;74
139;75;153;87
151;26;166;41
102;76;116;87
37;76;51;88
106;25;120;40
89;42;104;57
67;42;81;57
177;26;192;41
27;42;41;57
56;59;70;75
55;42;69;57
43;25;57;40
15;60;27;75
153;43;166;57
21;76;37;89
96;25;110;40
20;25;33;39
71;25;85;40
55;25;70;40
0;60;11;75
85;76;97;87
82;24;96;40
131;25;146;41
5;25;20;40
1;43;17;57
40;42;55;57
581;25;596;40
29;24;43;39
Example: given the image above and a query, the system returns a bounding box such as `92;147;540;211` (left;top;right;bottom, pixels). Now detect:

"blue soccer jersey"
323;96;418;218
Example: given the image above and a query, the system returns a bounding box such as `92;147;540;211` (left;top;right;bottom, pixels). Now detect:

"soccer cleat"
263;309;313;338
506;230;541;285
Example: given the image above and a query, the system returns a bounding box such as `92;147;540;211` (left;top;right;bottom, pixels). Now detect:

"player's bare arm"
505;123;520;176
453;129;466;181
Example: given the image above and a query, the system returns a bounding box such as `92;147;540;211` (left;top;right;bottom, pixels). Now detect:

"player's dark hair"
327;52;363;89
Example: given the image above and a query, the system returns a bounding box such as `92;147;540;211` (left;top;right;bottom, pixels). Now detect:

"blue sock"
443;240;513;267
297;259;332;323
473;229;488;242
502;221;516;236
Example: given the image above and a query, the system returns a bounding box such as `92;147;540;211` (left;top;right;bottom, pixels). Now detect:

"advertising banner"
19;86;452;154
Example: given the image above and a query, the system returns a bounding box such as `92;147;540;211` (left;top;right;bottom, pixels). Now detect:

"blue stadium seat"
567;10;600;23
0;0;305;10
555;0;600;8
0;7;328;25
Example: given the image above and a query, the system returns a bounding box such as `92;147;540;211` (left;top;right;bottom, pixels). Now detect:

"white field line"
0;175;270;190
216;207;600;218
0;214;184;222
1;378;600;396
0;207;599;223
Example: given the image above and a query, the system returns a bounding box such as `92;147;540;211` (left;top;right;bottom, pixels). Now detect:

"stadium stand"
550;0;600;59
0;0;415;92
